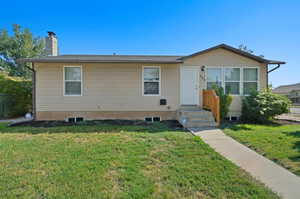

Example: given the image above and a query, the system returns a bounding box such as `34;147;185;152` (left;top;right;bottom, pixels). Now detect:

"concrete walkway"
190;128;300;199
0;117;31;123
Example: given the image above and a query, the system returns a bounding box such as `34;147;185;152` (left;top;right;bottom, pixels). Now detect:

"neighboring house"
273;83;300;105
22;32;285;126
289;90;300;104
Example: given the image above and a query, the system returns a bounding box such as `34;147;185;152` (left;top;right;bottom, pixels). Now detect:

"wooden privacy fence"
0;94;10;119
203;90;220;125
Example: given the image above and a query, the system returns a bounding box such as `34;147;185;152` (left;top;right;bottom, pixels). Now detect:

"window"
76;117;84;122
143;66;160;95
68;117;76;123
144;117;161;122
207;68;222;89
206;67;259;95
64;66;82;96
153;117;161;122
145;117;153;122
243;68;258;95
224;68;240;95
67;117;84;123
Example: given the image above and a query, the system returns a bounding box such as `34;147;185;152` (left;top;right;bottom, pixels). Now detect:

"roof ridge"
275;82;300;88
19;43;285;65
59;54;184;57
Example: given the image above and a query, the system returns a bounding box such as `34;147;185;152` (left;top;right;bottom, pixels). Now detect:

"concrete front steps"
177;105;217;128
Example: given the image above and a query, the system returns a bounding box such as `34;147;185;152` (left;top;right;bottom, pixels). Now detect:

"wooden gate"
203;90;220;125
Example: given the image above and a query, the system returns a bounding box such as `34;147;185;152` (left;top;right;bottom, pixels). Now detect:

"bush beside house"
213;86;233;121
0;72;32;118
241;89;291;124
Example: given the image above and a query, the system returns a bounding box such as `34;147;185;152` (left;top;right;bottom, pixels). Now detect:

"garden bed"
9;119;184;130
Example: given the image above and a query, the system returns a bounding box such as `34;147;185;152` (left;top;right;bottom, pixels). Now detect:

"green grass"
223;123;300;176
0;122;278;199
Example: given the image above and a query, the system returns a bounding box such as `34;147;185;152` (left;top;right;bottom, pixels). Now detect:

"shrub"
213;86;233;121
0;72;32;117
241;89;291;123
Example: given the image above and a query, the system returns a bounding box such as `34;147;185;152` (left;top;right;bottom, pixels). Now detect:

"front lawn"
223;123;300;176
0;122;278;199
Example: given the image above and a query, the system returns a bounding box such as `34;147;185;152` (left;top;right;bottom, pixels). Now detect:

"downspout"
266;64;269;88
267;64;281;89
32;63;36;120
24;62;36;120
267;64;281;73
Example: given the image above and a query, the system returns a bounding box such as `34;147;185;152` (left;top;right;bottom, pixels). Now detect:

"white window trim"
142;66;161;96
242;67;260;96
144;116;161;122
206;66;223;90
224;67;241;95
152;116;161;122
66;117;84;123
144;117;153;122
63;65;83;96
205;66;260;96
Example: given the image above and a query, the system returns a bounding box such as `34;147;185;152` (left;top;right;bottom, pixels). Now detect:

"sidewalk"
190;128;300;199
0;117;31;123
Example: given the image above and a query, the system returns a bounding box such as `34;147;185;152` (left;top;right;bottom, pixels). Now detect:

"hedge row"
0;72;32;117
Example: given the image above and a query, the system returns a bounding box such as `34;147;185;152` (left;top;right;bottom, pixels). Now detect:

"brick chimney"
45;31;58;56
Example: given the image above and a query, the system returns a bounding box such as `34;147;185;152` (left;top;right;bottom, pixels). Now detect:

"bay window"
143;66;160;95
206;67;259;95
64;66;82;96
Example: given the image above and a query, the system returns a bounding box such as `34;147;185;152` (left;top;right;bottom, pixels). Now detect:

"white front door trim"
180;66;200;105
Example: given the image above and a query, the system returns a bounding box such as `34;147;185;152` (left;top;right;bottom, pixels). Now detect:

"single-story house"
273;83;300;105
289;90;300;104
22;32;285;127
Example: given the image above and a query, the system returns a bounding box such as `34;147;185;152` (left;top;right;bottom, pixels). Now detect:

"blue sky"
1;0;299;87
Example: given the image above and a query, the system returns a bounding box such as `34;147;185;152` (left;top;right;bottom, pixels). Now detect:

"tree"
0;71;32;117
0;24;44;79
238;44;254;54
238;44;264;58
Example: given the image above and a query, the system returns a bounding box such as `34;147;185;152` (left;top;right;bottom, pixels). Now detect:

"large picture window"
143;66;160;95
206;67;258;95
64;66;82;96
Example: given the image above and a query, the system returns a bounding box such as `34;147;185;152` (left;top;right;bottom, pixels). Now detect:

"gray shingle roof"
273;83;300;94
19;44;285;65
22;55;184;63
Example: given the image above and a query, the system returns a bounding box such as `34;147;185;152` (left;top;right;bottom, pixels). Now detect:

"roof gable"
180;44;285;64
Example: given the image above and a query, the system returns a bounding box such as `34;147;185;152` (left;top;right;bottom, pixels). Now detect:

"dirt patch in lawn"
9;119;184;130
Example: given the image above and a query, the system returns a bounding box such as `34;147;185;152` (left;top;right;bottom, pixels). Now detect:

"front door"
181;66;199;105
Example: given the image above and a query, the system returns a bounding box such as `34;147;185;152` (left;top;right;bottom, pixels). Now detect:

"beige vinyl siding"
36;111;177;121
35;47;268;120
183;48;267;116
35;63;180;112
